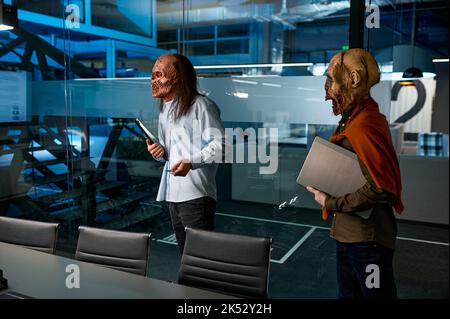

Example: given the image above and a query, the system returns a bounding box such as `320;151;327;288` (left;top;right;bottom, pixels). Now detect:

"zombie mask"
325;48;380;116
151;54;179;100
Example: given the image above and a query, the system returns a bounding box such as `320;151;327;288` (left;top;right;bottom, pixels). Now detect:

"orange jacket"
322;97;404;221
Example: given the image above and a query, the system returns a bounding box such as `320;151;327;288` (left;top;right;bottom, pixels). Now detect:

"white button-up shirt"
155;95;225;203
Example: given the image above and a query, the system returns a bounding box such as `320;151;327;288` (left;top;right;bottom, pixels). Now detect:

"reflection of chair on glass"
178;227;272;298
416;132;445;157
0;216;59;254
75;226;151;276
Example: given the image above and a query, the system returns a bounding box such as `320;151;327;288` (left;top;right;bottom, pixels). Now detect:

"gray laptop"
297;136;371;219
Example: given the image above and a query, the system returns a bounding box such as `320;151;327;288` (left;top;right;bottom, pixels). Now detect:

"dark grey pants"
168;196;216;254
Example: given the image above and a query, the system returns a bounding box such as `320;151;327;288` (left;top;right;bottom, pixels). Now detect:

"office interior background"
0;0;448;298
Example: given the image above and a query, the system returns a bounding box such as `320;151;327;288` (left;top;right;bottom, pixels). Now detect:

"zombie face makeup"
325;49;380;116
325;59;347;116
325;52;355;116
151;55;179;101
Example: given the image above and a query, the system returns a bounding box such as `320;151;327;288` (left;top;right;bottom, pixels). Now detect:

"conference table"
0;242;236;299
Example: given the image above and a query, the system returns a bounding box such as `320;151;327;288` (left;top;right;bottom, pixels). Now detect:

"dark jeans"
336;241;397;299
168;196;216;254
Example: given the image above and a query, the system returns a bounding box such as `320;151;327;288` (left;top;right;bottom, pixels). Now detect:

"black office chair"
0;216;59;254
75;226;151;276
178;227;272;298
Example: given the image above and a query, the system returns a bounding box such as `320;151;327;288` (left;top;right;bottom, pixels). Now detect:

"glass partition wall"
0;0;448;298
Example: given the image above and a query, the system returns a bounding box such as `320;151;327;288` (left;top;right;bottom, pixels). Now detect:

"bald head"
325;49;380;115
329;48;380;90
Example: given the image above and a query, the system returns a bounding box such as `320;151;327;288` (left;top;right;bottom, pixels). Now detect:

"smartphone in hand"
135;118;158;144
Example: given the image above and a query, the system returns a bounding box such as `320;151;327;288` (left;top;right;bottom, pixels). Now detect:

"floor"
132;200;449;299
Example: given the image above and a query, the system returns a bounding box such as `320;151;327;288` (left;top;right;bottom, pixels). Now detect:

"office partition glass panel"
91;0;153;37
367;0;449;157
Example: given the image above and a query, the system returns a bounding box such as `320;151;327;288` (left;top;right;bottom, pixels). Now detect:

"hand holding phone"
146;139;165;159
135;118;158;144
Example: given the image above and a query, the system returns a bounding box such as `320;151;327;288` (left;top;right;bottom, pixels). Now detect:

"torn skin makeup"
151;56;179;101
324;49;380;117
325;72;347;116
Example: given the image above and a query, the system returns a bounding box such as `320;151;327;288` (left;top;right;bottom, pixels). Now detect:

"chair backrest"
178;227;272;298
0;216;59;254
75;226;151;276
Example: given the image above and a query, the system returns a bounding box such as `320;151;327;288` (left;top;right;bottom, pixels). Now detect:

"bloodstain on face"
151;55;179;100
325;61;347;116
